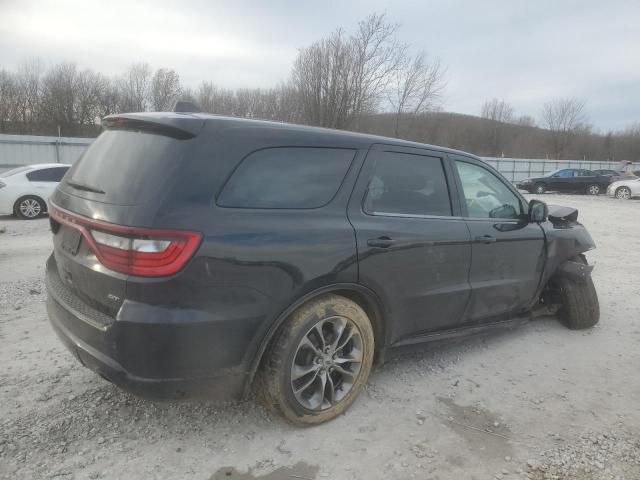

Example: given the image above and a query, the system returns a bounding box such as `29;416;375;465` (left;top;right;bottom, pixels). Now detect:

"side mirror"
529;199;548;223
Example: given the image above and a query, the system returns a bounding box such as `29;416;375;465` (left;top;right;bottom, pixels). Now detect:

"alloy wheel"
19;199;42;218
290;316;364;411
616;187;631;200
588;185;600;195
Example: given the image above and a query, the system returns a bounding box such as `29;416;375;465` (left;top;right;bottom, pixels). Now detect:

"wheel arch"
244;282;388;398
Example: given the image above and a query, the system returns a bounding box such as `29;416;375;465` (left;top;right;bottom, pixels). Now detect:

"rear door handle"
474;235;497;244
367;237;395;248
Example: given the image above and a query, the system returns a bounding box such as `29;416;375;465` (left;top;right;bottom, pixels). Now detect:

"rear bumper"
45;256;249;400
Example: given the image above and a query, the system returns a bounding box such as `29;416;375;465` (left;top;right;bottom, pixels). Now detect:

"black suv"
46;112;600;425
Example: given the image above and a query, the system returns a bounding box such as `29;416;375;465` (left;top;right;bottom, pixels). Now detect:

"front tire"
14;195;46;220
587;184;601;195
256;294;374;426
554;258;600;330
615;186;631;200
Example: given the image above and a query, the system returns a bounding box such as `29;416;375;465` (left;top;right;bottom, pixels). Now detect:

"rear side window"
363;152;452;217
27;167;69;182
217;148;355;209
64;130;192;205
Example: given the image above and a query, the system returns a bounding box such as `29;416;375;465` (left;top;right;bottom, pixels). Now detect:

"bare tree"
14;60;43;132
516;115;536;128
480;98;514;156
196;81;237;115
40;62;78;133
95;77;121;118
119;62;151;112
389;51;446;137
541;97;588;159
291;13;406;129
0;70;17;131
350;13;404;128
74;69;107;130
292;29;355;128
481;98;514;123
150;68;182;111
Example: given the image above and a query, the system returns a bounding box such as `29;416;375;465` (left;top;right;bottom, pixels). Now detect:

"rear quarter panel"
132;123;369;372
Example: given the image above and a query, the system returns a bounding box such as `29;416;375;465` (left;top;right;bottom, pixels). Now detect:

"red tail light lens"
49;204;202;277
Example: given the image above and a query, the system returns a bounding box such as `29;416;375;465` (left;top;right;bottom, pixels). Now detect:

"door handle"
367;237;395;248
474;235;497;244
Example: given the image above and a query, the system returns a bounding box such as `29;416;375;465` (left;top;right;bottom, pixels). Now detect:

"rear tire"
256;294;374;426
534;183;547;194
14;195;46;220
587;184;601;195
554;257;600;330
615;186;631;200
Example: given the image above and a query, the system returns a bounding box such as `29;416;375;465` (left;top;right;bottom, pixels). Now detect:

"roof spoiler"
102;114;204;139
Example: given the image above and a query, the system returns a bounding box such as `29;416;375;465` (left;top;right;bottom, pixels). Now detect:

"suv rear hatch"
49;115;204;317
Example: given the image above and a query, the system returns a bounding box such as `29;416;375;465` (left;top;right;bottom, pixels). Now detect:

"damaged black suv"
46;111;599;425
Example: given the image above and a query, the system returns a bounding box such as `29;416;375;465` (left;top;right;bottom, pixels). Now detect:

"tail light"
49;204;202;277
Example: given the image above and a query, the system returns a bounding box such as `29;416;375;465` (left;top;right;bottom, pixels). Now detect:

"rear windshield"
62;130;193;205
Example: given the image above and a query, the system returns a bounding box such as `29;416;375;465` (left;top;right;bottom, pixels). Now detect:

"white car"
0;163;71;219
607;176;640;200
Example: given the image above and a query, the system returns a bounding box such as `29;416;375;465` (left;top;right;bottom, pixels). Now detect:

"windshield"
0;166;31;178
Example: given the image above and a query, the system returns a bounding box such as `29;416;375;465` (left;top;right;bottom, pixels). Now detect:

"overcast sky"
1;0;638;131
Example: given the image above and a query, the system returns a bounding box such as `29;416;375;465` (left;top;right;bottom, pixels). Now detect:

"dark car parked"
516;168;612;195
46;111;600;425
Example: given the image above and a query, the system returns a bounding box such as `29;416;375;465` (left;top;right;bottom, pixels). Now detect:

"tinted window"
27;167;69;182
363;152;452;216
555;169;574;178
578;169;596;177
455;161;523;219
218;148;355;209
64;130;193;205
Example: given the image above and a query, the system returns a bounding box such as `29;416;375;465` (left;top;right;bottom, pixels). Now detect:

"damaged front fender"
540;205;596;287
557;259;594;281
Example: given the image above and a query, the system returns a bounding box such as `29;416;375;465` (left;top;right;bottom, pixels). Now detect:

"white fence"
482;157;639;182
0;134;91;171
1;133;638;180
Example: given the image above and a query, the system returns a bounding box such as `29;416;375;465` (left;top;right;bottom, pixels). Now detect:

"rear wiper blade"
66;180;106;194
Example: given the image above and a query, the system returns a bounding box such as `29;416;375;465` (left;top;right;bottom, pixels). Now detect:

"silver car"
607;176;640;199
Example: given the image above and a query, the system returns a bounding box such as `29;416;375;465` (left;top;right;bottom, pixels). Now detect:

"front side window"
217;147;355;209
363;152;452;217
455;161;523;219
555;169;574;178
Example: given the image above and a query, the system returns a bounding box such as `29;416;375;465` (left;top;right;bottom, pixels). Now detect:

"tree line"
0;13;638;161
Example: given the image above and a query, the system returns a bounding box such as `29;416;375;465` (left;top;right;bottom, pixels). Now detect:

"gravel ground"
1;194;639;480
